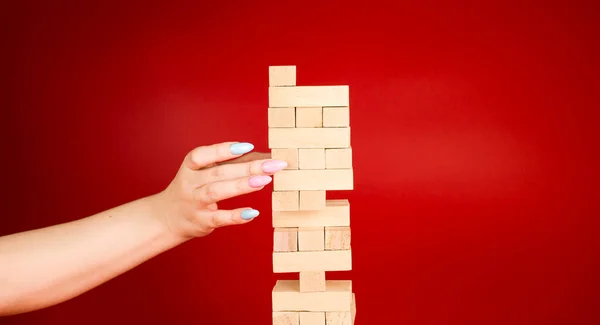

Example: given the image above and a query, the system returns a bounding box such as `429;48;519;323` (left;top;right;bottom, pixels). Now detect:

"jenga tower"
268;66;356;325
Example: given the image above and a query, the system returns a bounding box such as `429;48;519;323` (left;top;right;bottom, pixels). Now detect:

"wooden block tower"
268;66;356;325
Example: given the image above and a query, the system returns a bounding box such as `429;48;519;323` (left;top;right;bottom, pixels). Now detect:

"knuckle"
203;185;220;202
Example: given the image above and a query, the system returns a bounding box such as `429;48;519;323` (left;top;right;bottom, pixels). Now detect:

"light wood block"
269;107;295;127
325;148;352;169
274;169;353;191
274;227;298;252
273;312;299;325
269;66;296;87
273;200;350;228
300;271;326;292
299;312;325;325
299;149;325;170
269;86;349;107
299;190;325;210
272;280;352;312
273;250;351;272
268;127;350;149
296;107;322;128
325;226;351;250
298;227;325;251
272;191;299;211
323;106;349;127
272;148;299;170
326;294;356;325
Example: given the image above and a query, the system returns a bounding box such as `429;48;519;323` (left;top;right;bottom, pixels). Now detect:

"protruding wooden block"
325;294;356;325
268;107;295;127
298;227;325;251
299;149;325;170
272;191;299;211
299;190;325;210
269;86;349;107
274;169;353;191
268;127;350;149
272;148;299;170
325;148;352;169
273;200;350;228
325;226;351;250
323;106;349;127
272;280;352;312
300;271;326;292
273;312;299;325
274;227;298;252
273;250;351;272
296;107;322;128
269;66;296;87
299;312;325;325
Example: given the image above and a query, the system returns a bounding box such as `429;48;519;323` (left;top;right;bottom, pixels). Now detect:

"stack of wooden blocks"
268;65;356;325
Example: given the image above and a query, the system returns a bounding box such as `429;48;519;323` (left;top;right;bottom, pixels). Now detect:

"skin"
0;142;283;316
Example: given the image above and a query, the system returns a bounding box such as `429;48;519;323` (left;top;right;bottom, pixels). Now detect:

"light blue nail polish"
241;209;260;220
230;142;254;155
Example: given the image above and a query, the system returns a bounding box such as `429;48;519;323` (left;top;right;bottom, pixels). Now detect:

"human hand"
154;142;286;239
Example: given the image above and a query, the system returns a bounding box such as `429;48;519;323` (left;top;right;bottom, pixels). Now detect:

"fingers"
183;142;255;170
193;175;272;204
204;159;287;183
200;207;260;228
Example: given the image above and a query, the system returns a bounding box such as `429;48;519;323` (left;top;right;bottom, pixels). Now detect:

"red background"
1;1;599;324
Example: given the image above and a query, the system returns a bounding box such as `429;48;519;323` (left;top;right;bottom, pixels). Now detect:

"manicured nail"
230;142;254;155
261;160;288;173
248;175;272;187
241;208;260;220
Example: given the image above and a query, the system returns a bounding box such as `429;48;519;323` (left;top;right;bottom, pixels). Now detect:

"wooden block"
273;250;351;272
273;191;299;211
325;311;351;325
326;294;355;325
300;271;326;292
273;312;299;325
299;190;325;210
269;66;296;87
296;107;322;128
323;106;350;127
269;86;349;107
325;148;352;169
298;227;325;251
274;227;298;252
272;148;299;170
274;169;353;191
272;280;352;312
269;107;295;127
299;149;325;170
273;200;350;228
325;226;351;250
351;293;356;323
300;312;325;325
269;127;350;149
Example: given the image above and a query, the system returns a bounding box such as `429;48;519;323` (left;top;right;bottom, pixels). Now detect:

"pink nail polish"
249;175;272;187
262;160;288;173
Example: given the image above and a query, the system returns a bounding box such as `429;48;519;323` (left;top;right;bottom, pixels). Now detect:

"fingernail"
248;175;272;187
261;160;288;173
241;208;260;220
230;142;254;155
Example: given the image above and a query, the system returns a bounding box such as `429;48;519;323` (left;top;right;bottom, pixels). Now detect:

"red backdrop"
1;1;599;324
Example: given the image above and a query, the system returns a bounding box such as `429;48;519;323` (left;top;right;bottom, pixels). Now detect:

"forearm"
0;192;185;316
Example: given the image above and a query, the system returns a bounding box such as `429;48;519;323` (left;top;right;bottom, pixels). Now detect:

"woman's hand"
155;141;286;239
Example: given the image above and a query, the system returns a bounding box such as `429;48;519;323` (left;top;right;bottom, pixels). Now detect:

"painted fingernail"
230;142;254;155
241;208;260;220
261;160;288;173
248;175;272;187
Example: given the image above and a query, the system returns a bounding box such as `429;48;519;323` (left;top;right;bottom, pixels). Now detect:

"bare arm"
0;142;285;316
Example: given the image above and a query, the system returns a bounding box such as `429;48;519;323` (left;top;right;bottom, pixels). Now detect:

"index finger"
183;142;254;170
